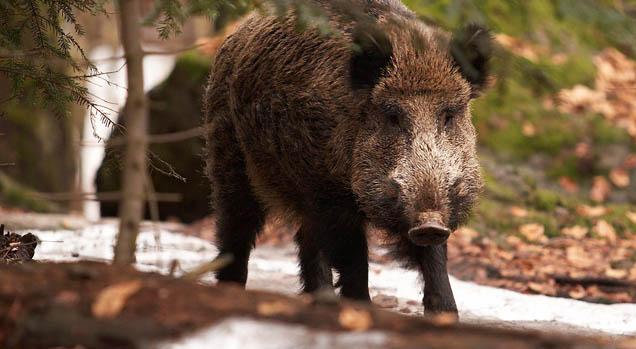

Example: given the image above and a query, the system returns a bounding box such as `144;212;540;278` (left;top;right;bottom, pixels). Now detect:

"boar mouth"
407;221;451;246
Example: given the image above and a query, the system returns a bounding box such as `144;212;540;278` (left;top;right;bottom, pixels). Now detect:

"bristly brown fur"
203;0;492;314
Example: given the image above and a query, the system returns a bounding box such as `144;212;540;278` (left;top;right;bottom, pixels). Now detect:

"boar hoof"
407;222;450;246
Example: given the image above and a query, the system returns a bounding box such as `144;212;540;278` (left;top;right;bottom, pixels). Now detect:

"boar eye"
381;104;406;129
442;107;459;128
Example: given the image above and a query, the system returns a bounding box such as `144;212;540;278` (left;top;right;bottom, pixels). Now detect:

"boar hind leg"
210;122;266;286
213;183;265;286
295;226;333;294
418;243;457;315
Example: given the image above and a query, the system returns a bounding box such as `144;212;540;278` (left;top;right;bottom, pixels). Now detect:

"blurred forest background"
1;0;636;301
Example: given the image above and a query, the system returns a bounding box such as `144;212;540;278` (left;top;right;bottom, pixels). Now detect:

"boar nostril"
407;221;451;246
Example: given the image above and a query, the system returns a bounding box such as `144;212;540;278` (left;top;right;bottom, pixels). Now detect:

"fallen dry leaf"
447;197;636;304
454;227;479;243
624;154;636;169
539;264;556;275
496;250;514;261
558;176;579;193
568;285;587;299
605;268;628;279
519;223;547;243
587;285;603;299
92;280;142;319
495;34;542;62
505;235;524;247
559;49;636;142
593;220;617;244
589;176;611;203
257;300;297;316
613;292;633;303
338;306;372;332
576;205;608;218
611;247;630;260
522;121;536;137
626;211;636;225
509;206;529;218
372;294;398;308
528;282;545;293
561;225;589;239
558;85;604;115
609;168;630;188
566;246;594;269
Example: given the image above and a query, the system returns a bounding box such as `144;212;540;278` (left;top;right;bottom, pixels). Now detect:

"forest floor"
3;261;630;349
2;212;635;339
188;214;636;305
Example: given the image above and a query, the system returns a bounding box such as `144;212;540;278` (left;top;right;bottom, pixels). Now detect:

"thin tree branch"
70;62;126;79
90;42;209;63
32;191;181;202
80;124;208;148
142;42;207;56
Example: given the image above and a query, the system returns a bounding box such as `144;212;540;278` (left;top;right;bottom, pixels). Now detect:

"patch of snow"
368;261;636;336
32;223;216;274
81;46;177;221
25;222;636;336
153;317;389;349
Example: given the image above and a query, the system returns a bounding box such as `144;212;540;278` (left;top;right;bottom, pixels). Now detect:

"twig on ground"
181;254;233;281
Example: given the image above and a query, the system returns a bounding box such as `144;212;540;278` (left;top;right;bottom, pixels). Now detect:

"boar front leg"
418;243;457;315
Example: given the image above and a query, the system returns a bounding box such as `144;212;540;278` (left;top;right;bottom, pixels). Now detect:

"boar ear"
350;24;393;89
450;24;493;98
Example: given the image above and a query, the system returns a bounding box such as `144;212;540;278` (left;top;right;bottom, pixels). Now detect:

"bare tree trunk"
113;0;146;265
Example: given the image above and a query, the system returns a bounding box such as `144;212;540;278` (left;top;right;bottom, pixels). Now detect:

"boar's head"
350;20;492;246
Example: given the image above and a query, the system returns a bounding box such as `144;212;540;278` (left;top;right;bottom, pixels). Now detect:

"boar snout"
407;221;450;246
407;212;450;246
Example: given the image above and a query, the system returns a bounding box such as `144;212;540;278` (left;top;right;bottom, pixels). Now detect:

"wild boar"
203;0;491;314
